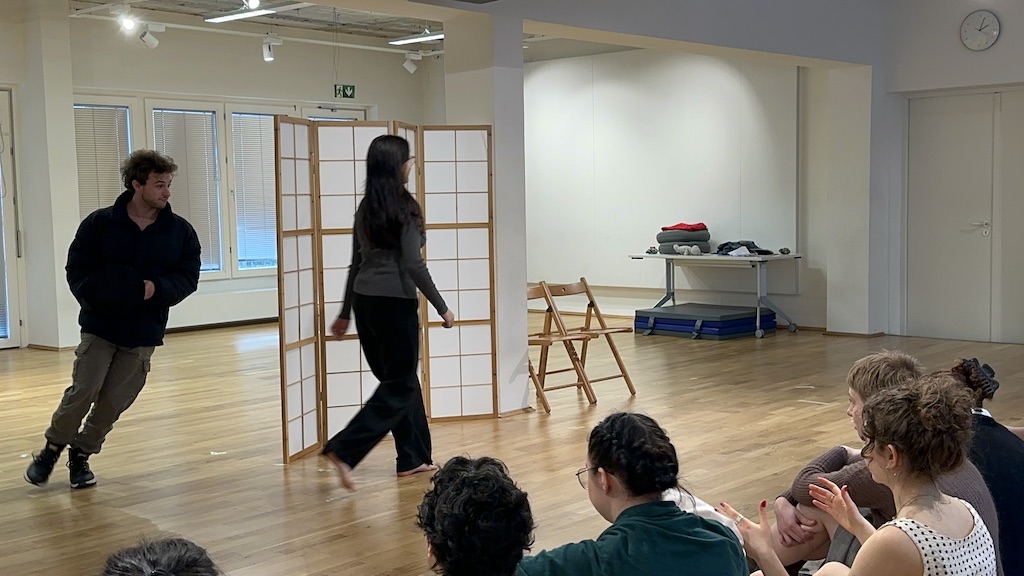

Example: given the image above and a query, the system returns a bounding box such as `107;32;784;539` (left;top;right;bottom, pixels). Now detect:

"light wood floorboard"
2;320;1022;575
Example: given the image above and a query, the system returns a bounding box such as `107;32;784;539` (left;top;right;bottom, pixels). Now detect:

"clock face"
961;10;1000;51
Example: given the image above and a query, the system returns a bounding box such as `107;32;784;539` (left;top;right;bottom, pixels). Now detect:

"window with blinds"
0;149;9;339
231;113;277;270
74;105;131;219
152;108;222;272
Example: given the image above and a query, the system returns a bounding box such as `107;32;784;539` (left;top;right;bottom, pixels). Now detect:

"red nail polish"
761;500;767;508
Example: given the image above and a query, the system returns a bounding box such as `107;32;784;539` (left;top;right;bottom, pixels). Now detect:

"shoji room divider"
275;118;496;463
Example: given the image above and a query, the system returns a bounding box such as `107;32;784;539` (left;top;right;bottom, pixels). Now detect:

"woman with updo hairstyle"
724;376;998;576
947;358;1024;576
516;412;747;576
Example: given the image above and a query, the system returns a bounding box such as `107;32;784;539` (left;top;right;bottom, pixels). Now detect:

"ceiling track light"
139;23;164;49
389;28;444;46
263;34;283;61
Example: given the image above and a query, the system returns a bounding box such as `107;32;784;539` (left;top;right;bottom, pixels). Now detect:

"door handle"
970;221;990;228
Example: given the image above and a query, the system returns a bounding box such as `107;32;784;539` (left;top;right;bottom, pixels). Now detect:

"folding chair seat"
526;284;597;413
542;278;636;396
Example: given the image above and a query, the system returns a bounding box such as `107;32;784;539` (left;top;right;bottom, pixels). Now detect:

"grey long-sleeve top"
338;212;447;320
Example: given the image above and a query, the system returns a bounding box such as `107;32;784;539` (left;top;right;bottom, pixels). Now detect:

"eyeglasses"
576;467;596;489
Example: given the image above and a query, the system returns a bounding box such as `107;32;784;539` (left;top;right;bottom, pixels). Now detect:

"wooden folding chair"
542;278;637;396
527;284;597;413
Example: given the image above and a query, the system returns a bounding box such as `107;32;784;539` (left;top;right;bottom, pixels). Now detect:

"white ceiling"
69;0;442;38
68;0;639;60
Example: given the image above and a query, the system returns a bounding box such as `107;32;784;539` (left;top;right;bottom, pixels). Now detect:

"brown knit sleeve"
790;446;897;519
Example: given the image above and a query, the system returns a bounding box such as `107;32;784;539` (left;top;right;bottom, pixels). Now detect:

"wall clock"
961;10;1000;51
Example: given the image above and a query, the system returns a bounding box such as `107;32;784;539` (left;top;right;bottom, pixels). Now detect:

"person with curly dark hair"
725;376;998;576
516;412;747;575
100;537;222;576
24;149;201;489
415;456;534;576
946;358;1024;576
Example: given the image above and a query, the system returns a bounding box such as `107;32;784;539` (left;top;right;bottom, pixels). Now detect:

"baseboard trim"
27;344;73;352
166;317;277;334
823;331;886;338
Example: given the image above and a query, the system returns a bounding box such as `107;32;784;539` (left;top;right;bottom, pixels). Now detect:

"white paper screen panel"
277;118;322;461
324;338;380;437
421;127;495;419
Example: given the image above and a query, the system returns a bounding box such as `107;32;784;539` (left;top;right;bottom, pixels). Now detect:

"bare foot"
397;463;438;478
326;452;357;492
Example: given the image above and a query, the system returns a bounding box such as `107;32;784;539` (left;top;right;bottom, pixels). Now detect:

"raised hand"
720;500;775;563
809;476;862;533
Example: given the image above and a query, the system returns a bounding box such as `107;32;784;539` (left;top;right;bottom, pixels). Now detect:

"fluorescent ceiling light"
204;2;313;24
389;31;445;46
205;9;273;23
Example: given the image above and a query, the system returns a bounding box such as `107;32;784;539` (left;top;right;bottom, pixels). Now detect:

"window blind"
74;105;131;219
231;113;277;270
152;108;222;272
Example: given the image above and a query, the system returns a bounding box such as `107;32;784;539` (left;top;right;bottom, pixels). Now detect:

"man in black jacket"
24;149;201;489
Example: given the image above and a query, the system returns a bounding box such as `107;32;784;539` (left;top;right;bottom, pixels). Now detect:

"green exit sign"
334;84;356;99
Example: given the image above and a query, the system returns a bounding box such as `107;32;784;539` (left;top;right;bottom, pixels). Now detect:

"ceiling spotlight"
403;52;421;74
140;29;159;49
263;35;283;62
389;28;444;46
244;0;261;7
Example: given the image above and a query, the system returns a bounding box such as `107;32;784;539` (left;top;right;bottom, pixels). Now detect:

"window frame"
145;98;230;280
224;102;294;278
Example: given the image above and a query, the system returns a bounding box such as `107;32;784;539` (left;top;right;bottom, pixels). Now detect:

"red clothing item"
661;222;707;232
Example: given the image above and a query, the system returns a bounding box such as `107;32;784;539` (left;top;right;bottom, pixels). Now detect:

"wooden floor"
2;320;1022;575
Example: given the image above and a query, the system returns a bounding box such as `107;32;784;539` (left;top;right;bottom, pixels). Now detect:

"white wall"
524;49;799;292
0;22;26;84
888;0;1024;92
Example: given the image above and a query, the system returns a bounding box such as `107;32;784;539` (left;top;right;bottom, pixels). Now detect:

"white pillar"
824;66;872;334
20;0;82;348
443;13;530;413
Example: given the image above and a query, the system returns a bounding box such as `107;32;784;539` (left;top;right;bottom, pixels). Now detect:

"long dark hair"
588;412;682;497
358;134;420;249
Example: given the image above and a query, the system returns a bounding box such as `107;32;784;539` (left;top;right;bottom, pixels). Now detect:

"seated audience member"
724;375;998;576
767;351;1002;575
947;358;1024;576
416;456;535;576
517;412;747;576
100;537;222;576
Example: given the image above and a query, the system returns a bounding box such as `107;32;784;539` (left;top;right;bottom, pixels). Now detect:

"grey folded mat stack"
656;229;711;254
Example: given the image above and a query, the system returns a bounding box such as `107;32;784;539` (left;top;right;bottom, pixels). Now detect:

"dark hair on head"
587;412;680;497
121;150;178;191
860;374;974;480
416;456;535;576
945;358;999;408
358;134;421;249
99;537;221;576
846;349;923;400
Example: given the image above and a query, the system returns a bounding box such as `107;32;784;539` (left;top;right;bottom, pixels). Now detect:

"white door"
0;88;23;348
906;93;994;341
993;91;1024;343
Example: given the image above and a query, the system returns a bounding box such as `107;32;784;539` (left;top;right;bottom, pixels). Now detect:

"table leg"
758;261;798;332
654;259;674;308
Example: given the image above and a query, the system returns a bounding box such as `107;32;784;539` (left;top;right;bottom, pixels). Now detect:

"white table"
628;253;802;338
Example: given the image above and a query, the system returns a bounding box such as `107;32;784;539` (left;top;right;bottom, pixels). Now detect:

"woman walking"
324;134;454;491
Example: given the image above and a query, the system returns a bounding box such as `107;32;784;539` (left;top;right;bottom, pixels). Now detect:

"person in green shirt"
517;412;748;576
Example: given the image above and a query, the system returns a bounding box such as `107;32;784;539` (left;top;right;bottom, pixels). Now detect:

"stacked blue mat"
634;303;776;340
